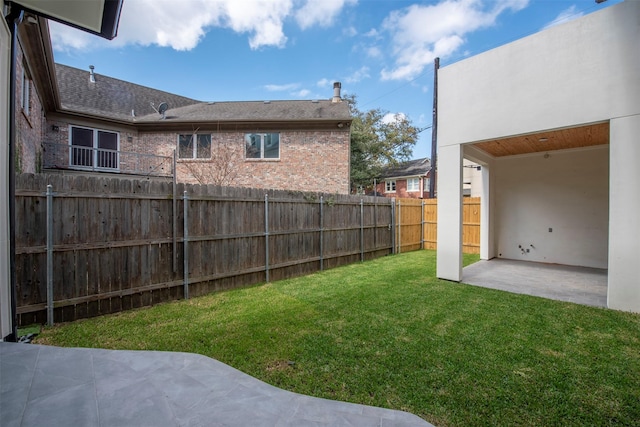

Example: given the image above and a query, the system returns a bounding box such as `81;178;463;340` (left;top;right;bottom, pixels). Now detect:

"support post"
264;194;270;282
421;199;425;250
183;190;189;299
360;199;364;262
397;199;402;253
46;185;54;326
319;196;324;271
172;149;177;272
390;198;396;254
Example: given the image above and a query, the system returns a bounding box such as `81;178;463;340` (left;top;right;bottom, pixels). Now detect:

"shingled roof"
55;64;351;124
380;157;431;179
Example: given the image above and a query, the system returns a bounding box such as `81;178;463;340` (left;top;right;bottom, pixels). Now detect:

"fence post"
421;199;425;250
46;184;54;326
397;199;402;254
319;196;324;271
391;198;396;254
172;149;177;273
374;194;378;250
264;194;270;282
360;199;364;262
183;190;189;299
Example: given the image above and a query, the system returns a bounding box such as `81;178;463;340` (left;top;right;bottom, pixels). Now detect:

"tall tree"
346;95;420;193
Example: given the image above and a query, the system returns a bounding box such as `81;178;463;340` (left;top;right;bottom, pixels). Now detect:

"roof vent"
89;65;96;83
312;100;319;103
263;101;271;104
151;102;169;120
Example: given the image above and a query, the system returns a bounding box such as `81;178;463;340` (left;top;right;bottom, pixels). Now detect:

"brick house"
16;18;352;194
375;158;433;199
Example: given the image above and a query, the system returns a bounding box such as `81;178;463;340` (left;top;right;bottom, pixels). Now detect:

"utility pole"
429;57;439;199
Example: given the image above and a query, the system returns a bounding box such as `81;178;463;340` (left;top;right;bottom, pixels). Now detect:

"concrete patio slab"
0;342;432;427
462;259;607;307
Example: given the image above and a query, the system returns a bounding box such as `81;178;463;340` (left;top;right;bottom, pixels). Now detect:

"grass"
36;251;640;426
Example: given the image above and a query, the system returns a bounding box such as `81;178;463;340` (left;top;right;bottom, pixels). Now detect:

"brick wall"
40;119;350;194
15;44;44;174
140;129;350;194
376;176;433;199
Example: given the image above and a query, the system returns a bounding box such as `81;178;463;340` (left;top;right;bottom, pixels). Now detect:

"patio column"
608;115;640;312
479;164;495;260
464;145;495;261
437;144;463;281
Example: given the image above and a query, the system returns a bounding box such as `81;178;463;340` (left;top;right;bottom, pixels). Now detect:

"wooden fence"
15;173;394;326
395;197;480;254
14;173;480;326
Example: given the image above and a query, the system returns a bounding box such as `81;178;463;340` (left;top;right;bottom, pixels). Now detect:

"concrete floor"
462;258;608;307
0;342;431;427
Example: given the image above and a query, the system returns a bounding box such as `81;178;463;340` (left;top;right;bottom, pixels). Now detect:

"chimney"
332;82;341;103
89;65;96;83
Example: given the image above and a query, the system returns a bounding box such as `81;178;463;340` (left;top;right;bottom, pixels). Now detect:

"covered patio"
463;259;607;308
436;1;640;312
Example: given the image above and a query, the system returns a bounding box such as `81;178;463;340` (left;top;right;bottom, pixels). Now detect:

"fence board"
14;174;393;324
15;173;480;326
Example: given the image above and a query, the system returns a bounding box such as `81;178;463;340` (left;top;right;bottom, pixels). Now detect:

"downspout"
4;2;23;342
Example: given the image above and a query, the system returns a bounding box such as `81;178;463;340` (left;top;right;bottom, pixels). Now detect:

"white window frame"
69;125;120;171
178;133;212;160
245;133;280;160
407;177;420;192
385;180;396;193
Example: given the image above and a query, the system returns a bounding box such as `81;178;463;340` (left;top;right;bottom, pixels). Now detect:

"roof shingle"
56;64;351;124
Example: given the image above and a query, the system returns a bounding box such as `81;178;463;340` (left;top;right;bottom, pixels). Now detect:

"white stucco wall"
437;1;640;311
439;1;640;146
1;16;12;339
494;146;609;268
608;115;640;312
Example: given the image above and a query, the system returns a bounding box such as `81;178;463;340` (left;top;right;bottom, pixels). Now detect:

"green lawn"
36;251;640;426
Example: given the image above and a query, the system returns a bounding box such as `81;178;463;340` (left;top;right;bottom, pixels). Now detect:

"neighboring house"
436;1;640;312
375;157;481;199
16;19;352;195
375;158;433;199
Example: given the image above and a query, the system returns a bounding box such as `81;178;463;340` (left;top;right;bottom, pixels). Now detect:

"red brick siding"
15;46;45;174
140;130;350;194
376;173;435;199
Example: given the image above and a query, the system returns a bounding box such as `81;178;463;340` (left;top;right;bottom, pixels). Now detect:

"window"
69;126;119;170
178;134;211;159
245;133;280;159
385;180;396;193
21;68;31;116
407;177;420;192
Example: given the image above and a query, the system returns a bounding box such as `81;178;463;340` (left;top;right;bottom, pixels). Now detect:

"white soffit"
12;0;122;39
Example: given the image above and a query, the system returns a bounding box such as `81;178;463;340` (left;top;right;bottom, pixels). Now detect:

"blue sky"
50;0;621;160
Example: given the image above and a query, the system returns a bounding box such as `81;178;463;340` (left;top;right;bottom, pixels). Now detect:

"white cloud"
344;66;370;83
366;46;382;59
343;26;358;37
264;83;300;92
50;0;355;52
364;28;380;38
295;0;357;29
542;5;584;30
295;89;312;97
317;78;333;88
380;0;529;81
382;112;407;125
